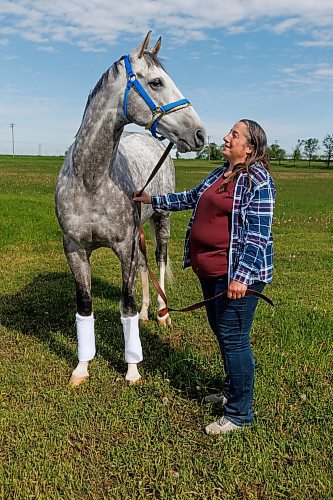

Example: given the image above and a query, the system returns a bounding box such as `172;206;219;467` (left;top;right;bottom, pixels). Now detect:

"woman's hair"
217;119;270;192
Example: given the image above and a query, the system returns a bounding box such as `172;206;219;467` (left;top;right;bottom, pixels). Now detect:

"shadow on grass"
0;272;222;399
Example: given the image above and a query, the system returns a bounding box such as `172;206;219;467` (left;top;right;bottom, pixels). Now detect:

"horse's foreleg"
64;238;95;387
119;243;142;384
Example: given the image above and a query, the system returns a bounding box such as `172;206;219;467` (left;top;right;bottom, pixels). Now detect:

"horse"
55;31;206;387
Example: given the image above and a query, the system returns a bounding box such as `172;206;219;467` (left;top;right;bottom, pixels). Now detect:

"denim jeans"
199;275;265;426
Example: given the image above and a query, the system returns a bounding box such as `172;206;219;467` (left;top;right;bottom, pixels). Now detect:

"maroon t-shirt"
189;175;236;277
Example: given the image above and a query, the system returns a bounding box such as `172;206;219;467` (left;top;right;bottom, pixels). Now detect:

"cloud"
274;63;333;93
0;0;333;51
37;45;56;52
1;94;60;117
272;18;300;34
298;40;333;47
2;54;18;60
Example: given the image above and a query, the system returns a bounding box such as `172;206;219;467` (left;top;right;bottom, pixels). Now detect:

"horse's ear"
151;36;162;56
137;31;152;58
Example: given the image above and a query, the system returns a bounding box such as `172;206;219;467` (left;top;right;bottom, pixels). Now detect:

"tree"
322;134;333;168
302;138;320;167
269;143;286;165
196;142;222;161
210;142;222;161
196;145;209;160
292;140;303;166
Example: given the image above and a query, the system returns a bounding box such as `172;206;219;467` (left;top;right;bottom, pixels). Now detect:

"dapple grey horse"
55;32;206;386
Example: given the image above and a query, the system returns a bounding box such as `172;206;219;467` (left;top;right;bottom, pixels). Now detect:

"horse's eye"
149;78;163;89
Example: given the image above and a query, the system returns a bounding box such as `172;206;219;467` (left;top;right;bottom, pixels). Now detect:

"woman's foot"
205;417;242;435
204;392;228;404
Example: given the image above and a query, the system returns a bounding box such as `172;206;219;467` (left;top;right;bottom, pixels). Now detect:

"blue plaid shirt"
152;162;275;285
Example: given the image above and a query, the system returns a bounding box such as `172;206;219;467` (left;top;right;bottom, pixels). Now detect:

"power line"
9;123;14;157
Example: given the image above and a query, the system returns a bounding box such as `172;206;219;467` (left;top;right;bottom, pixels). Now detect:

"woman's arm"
233;178;275;285
133;181;205;212
133;166;225;212
151;188;200;212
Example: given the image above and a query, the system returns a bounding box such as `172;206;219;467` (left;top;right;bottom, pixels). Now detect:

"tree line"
195;134;333;168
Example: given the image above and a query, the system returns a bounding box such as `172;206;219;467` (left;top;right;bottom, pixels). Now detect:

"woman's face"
222;121;253;166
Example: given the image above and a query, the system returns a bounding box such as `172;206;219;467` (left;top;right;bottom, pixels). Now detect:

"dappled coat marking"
55;32;206;386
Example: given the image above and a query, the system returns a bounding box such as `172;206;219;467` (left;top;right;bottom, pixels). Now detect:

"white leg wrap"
76;313;96;362
72;361;89;378
126;363;141;383
121;314;143;363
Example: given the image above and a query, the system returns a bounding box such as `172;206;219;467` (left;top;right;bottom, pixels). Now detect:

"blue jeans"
199;275;265;426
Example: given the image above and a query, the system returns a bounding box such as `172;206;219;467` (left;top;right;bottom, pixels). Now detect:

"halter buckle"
145;108;165;131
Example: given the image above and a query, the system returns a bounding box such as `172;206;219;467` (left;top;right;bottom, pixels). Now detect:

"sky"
0;0;333;157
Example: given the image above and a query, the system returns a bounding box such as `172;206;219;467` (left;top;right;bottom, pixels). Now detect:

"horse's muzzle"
194;128;206;150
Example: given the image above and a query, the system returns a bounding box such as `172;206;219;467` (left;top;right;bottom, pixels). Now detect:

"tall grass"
0;155;332;498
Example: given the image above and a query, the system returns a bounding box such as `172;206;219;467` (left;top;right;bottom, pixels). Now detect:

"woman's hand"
227;280;247;300
133;191;152;204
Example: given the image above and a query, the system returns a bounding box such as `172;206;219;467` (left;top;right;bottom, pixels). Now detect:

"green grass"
0;155;332;498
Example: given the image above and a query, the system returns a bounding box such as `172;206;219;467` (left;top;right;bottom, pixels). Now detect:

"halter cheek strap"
123;55;191;141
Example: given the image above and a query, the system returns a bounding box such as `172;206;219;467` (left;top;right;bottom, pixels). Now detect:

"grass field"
0;155;332;498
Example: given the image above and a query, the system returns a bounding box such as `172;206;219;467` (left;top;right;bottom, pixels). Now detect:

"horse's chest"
62;190;133;245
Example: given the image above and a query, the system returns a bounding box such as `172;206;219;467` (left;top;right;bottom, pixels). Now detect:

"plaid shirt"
152;162;276;285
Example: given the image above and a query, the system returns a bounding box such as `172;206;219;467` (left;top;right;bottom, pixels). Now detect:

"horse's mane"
81;69;110;119
142;52;166;71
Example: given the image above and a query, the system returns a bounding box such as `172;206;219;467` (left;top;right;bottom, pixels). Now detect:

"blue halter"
123;55;191;141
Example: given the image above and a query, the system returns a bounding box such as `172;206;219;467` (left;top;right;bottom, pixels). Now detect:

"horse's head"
122;31;206;153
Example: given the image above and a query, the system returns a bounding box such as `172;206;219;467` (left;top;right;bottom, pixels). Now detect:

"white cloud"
272;18;300;34
0;0;332;51
37;45;56;52
274;63;333;93
0;94;59;117
313;66;333;78
2;53;18;60
298;40;333;47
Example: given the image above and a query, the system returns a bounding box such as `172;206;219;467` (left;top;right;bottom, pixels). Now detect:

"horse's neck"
72;74;125;189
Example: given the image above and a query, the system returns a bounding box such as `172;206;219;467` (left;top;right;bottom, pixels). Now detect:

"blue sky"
0;0;332;156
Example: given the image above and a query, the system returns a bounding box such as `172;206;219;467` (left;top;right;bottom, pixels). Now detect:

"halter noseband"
123;55;191;141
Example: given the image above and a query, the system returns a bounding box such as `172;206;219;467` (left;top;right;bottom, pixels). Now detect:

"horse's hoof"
126;375;142;385
157;312;171;327
68;374;89;387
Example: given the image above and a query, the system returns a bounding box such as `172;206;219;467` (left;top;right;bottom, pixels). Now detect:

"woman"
134;119;275;435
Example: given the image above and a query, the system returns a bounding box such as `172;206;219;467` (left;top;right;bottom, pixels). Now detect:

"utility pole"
207;135;211;163
10;123;15;157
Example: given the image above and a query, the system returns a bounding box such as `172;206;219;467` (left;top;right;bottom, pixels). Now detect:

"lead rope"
135;143;274;317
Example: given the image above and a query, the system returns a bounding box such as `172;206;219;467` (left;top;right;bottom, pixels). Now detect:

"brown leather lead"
135;142;274;318
136;141;174;197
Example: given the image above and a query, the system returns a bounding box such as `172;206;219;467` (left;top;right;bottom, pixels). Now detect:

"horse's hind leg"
151;212;172;327
64;237;95;387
